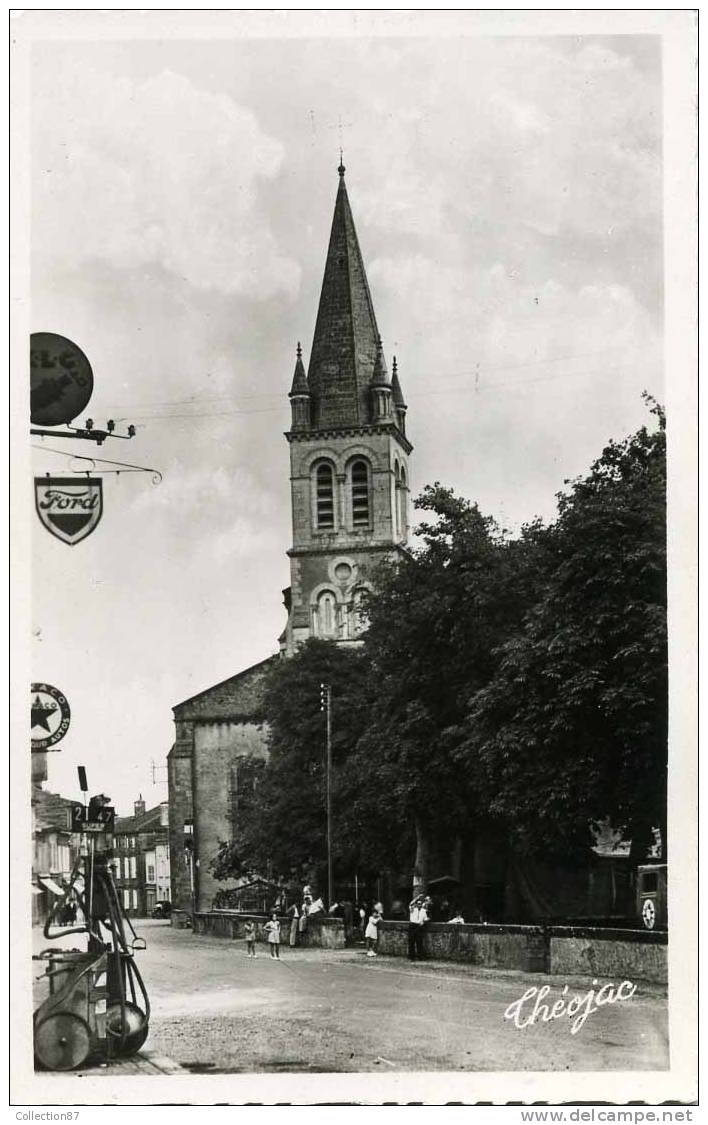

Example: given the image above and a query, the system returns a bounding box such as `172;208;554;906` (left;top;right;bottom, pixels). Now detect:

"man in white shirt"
408;894;426;961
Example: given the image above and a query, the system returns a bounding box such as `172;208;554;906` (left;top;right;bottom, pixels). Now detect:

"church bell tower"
281;161;412;655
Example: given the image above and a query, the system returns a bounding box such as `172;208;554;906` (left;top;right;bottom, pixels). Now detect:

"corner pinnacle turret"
288;342;311;431
391;356;407;435
289;341;309;396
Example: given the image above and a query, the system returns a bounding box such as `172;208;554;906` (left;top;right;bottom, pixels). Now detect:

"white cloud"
32;67;300;298
351;37;660;247
370;253;661;389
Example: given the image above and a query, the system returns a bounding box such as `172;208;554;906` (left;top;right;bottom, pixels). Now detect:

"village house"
114;797;171;916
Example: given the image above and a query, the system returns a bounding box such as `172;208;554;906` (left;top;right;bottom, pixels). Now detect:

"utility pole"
320;682;333;907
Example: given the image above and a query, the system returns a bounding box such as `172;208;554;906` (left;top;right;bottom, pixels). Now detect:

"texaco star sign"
31;683;71;751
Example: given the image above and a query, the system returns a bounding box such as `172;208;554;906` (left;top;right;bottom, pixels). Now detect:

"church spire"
306;164;382;428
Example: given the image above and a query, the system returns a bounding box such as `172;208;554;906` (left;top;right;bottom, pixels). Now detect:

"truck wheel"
641;899;656;929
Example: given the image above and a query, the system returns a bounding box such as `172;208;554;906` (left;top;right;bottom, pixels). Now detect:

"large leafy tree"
353;485;544;886
460;402;667;860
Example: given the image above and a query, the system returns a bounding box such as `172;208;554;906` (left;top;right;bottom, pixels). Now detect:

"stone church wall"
193;720;269;911
169;657;276;911
167;742;194;911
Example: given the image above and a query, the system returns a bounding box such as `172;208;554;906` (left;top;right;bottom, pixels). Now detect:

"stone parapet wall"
377;922;666;982
190;911;346;949
176;912;667;983
549;927;667;984
377;921;548;972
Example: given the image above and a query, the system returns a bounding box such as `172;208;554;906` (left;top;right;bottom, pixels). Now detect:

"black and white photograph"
11;9;696;1108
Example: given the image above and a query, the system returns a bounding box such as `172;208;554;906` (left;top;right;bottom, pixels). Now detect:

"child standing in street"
244;919;257;958
365;906;383;957
264;912;281;959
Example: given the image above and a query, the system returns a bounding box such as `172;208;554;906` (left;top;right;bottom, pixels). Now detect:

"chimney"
134;794;146;817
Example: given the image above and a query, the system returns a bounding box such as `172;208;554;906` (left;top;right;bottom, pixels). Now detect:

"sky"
27;23;665;815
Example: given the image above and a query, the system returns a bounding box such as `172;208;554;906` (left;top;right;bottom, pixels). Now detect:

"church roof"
307;163;385;428
172;655;278;721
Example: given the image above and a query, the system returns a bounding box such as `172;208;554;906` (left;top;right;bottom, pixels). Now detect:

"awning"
38;876;65;896
426;875;462;894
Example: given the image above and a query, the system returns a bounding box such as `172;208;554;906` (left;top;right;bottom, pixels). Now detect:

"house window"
315;462;335;529
351;460;370;528
123;857;130;880
123;889;130;910
130;857;137;879
132;890;138;909
147;865;155;884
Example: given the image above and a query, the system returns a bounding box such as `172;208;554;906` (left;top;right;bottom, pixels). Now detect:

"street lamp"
320;683;333;908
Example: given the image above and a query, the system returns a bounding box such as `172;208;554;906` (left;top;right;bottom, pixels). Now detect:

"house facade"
113;797;170;916
31;786;82;926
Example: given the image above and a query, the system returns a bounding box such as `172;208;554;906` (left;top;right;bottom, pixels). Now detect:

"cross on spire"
328;114;352;176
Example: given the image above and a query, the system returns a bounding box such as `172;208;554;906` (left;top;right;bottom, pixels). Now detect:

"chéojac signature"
504;979;637;1035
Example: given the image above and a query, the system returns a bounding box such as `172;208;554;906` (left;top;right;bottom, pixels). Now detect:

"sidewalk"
62;1051;184;1077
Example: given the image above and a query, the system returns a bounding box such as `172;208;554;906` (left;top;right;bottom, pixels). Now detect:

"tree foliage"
212;401;667;886
353;485;542;873
459;401;667;858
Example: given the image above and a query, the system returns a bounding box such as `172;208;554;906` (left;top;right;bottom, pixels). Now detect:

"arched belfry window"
351;459;371;528
399;465;408;537
394;461;401;537
315;462;335;529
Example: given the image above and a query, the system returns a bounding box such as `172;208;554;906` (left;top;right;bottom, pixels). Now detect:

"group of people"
241;886;468;961
244;885;327;959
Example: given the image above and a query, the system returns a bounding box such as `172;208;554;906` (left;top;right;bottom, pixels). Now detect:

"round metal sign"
31;682;71;751
30;332;94;426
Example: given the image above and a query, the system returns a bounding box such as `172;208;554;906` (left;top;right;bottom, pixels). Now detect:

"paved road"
113;921;668;1074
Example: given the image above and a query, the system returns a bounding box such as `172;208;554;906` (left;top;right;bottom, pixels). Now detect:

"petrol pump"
33;768;151;1071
